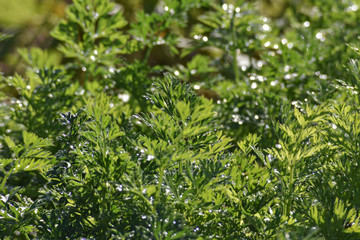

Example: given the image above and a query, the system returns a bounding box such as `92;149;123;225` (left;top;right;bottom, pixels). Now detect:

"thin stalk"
129;189;156;214
285;165;295;217
144;46;153;64
155;156;172;204
232;47;240;83
23;232;31;240
230;11;240;83
156;168;164;201
0;168;14;193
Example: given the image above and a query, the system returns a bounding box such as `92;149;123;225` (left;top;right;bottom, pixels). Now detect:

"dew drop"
281;38;288;45
315;32;325;42
222;4;228;11
147;155;155;161
262;24;271;31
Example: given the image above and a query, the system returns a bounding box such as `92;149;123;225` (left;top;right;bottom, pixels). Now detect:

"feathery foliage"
1;0;360;239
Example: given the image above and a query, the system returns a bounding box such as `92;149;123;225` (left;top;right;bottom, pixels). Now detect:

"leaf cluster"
1;0;360;239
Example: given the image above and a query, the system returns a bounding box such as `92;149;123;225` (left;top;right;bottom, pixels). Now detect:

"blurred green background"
0;0;68;74
0;0;293;76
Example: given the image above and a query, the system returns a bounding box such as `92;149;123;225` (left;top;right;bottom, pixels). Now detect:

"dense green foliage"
1;0;360;239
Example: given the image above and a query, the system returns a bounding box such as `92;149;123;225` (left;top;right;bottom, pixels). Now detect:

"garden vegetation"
1;0;360;239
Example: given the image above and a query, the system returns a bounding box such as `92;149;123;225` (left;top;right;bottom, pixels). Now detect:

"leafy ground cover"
1;0;360;239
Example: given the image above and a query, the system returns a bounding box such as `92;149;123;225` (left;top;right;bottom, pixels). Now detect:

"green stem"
230;11;240;83
232;47;239;83
285;165;295;217
23;232;31;240
129;189;156;214
155;157;172;206
0;168;14;193
156;168;164;201
144;46;153;64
